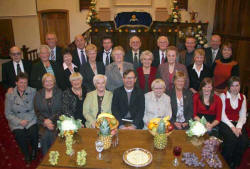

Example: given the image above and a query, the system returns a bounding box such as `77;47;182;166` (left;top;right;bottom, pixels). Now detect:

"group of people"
3;33;247;169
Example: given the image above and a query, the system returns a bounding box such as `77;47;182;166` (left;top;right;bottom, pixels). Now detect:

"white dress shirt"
220;91;247;129
77;48;87;64
13;60;24;75
132;50;139;61
63;62;77;73
159;50;166;64
143;91;172;128
192;63;204;78
211;48;219;62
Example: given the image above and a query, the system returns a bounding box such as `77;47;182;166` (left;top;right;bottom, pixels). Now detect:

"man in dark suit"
124;36;143;69
205;34;222;69
71;35;88;69
152;36;169;67
179;36;196;66
2;46;32;90
112;69;145;129
45;33;63;65
96;36;113;66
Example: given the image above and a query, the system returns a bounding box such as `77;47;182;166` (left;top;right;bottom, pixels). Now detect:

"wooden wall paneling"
79;0;91;10
240;0;250;37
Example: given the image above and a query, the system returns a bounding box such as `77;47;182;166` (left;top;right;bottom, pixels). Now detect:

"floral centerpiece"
167;0;181;23
57;115;82;156
77;149;87;166
186;116;207;137
49;151;59;166
86;0;100;26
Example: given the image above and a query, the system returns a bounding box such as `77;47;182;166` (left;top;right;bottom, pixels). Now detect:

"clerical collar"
124;87;133;92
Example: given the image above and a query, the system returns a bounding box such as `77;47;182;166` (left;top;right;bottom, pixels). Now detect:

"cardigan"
187;63;212;91
136;66;157;92
167;89;193;124
105;62;134;91
193;93;222;122
83;90;113;128
5;86;37;131
157;62;189;91
143;91;172;127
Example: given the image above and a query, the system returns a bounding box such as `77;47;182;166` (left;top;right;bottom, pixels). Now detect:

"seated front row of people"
5;71;247;168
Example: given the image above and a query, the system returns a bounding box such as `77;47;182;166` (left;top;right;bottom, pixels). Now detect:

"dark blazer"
62;67;79;90
79;62;105;92
187;64;212;91
124;49;143;69
30;60;65;90
71;49;88;68
152;49;167;68
96;50;113;65
205;47;222;69
34;87;62;126
179;50;195;66
2;59;32;89
54;46;63;65
112;86;145;129
167;89;193;125
136;66;157;92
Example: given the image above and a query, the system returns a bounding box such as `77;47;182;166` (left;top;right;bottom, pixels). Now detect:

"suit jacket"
55;46;63;65
62;67;79;90
83;90;113;128
179;50;195;66
112;86;145;129
5;86;37;131
167;89;193;125
96;50;113;65
157;62;189;91
124;49;143;69
152;49;167;67
80;62;105;92
136;66;157;92
34;87;62;126
2;59;32;89
71;48;88;68
205;47;222;69
187;63;212;91
105;62;134;91
30;60;65;90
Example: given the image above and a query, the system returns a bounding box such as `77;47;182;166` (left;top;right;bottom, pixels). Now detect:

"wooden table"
37;128;229;169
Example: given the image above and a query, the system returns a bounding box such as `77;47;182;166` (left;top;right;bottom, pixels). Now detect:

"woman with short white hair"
83;74;113;128
143;78;172;128
62;72;87;126
30;45;64;90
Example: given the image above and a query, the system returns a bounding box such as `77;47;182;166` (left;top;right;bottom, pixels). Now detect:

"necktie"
212;50;216;62
51;49;55;60
80;50;86;65
133;53;138;68
105;52;110;65
161;52;165;64
17;63;22;75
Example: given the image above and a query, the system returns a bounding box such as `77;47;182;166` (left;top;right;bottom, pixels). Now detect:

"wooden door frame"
37;9;70;46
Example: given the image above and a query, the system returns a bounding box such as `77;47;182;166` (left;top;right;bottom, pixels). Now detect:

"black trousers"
219;122;248;167
12;124;38;159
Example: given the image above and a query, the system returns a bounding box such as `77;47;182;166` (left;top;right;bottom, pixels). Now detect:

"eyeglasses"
11;52;21;56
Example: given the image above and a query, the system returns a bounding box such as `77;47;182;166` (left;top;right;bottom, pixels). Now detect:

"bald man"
205;34;222;69
124;36;143;69
152;36;169;67
2;46;32;89
71;34;88;68
45;33;63;65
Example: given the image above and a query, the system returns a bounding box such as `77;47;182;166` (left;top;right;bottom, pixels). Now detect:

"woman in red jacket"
219;76;248;169
193;77;222;136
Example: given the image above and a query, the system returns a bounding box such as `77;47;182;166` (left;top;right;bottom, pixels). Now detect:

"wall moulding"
113;0;152;6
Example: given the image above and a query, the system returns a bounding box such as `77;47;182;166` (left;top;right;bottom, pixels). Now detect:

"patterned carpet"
0;85;249;169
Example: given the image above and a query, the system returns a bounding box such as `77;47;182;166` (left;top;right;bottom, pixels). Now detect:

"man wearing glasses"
2;46;32;90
